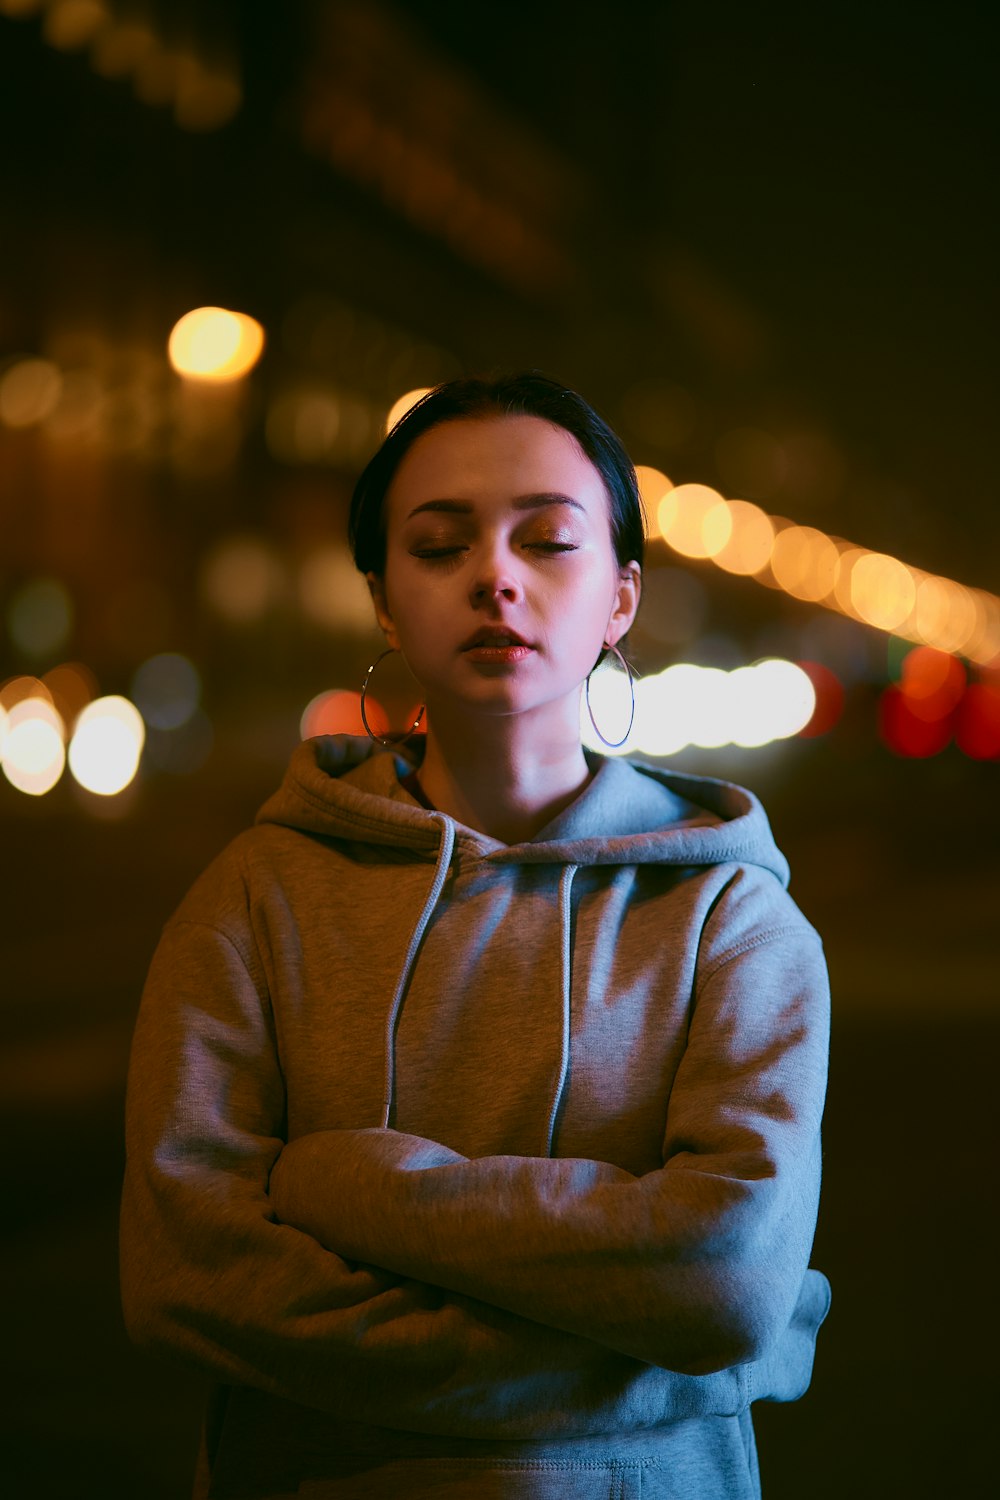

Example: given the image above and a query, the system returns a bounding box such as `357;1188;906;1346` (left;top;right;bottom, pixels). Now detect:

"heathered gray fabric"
120;736;831;1499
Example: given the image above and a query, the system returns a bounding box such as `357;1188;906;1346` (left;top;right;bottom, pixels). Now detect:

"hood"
256;735;790;887
257;735;792;1149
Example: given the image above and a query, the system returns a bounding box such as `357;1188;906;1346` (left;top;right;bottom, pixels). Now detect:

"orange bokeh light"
899;647;965;722
301;690;387;740
769;526;840;602
713;500;775;576
850;553;918;631
658;483;731;560
635;467;673;541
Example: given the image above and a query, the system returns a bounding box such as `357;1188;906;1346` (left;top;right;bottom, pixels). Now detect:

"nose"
469;547;523;607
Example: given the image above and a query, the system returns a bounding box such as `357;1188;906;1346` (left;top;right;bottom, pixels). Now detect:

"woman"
120;373;831;1499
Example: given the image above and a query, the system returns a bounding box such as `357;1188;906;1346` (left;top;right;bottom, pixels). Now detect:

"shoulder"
167;824;307;934
698;862;825;974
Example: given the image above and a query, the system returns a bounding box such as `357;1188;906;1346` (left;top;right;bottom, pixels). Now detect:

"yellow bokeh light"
956;590;989;659
769;526;841;602
299;546;374;632
386;388;432;433
200;535;284;623
658;483;731;560
7;694;65;736
1;697;66;796
913;574;952;644
0;358;63;427
976;612;1000;666
68;696;145;796
43;0;110;52
832;548;868;617
701;504;734;559
931;581;978;655
849;552;918;630
134;45;185;106
174;63;242;132
90;20;158;77
976;598;1000;665
624;449;1000;657
635;467;673;539
168;307;265;381
713;500;775;576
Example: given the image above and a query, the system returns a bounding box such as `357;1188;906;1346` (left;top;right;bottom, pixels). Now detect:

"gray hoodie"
120;736;831;1499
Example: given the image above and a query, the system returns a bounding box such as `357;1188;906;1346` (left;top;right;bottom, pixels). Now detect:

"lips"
461;626;533;650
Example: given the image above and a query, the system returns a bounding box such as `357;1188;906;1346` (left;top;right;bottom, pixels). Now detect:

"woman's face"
368;415;640;728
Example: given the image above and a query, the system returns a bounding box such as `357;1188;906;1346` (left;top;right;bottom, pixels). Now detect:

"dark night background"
1;2;997;1495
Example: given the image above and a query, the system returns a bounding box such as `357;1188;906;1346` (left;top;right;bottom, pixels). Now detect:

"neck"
414;697;593;844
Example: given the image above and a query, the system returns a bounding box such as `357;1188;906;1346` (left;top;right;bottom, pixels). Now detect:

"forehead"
385;415;609;522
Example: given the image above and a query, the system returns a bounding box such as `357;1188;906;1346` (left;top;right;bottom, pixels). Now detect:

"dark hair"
349;372;645;576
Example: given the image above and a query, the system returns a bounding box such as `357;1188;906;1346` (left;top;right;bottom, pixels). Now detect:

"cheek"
561;554;619;622
380;571;451;664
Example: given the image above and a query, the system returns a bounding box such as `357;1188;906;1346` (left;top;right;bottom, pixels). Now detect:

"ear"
604;561;642;649
366;572;401;651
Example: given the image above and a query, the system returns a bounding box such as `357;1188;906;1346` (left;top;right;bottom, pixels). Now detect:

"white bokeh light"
592;659;818;758
68;695;146;795
748;659;817;741
1;696;67;795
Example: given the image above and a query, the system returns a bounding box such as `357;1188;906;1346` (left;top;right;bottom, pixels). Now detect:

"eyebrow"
405;492;587;522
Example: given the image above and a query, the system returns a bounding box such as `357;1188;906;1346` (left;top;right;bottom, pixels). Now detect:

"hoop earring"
585;642;636;749
360;648;426;747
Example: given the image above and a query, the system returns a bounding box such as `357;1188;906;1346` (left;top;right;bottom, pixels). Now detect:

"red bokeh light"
955;684;1000;760
878;684;953;757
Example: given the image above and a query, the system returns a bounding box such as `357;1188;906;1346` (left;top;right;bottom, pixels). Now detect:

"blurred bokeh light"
0;356;63;425
67;694;145;795
657;482;732;559
130;653;201;731
583;657;817;757
168;308;265;382
298;547;374;633
301;688;386;740
6;577;74;659
1;693;67;794
386;387;432;433
200;536;285;624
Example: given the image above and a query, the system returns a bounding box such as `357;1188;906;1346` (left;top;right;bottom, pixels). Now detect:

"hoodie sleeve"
122;912;793;1437
268;885;831;1377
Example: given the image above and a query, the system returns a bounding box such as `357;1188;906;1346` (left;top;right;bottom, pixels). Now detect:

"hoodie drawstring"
380;813;456;1129
543;862;578;1157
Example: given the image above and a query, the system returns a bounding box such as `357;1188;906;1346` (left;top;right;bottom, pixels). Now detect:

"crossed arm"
121;915;829;1439
269;932;831;1375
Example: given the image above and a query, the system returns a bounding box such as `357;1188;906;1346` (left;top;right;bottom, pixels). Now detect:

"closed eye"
412;542;578;560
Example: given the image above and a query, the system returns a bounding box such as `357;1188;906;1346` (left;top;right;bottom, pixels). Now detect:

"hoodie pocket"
297;1456;659;1498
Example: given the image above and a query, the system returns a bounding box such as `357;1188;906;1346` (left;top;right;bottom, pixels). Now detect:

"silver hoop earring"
360;648;426;747
585;642;636;749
